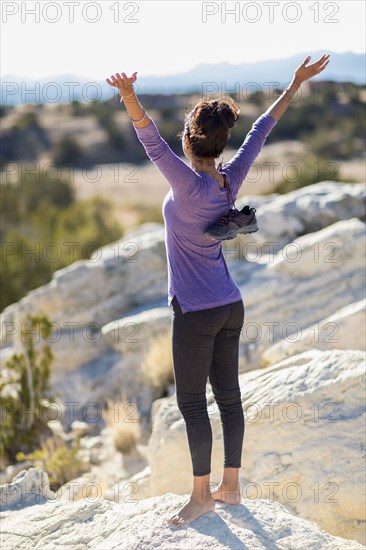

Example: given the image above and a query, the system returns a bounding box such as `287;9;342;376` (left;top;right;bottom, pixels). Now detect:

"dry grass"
15;435;90;491
102;393;141;455
140;328;174;392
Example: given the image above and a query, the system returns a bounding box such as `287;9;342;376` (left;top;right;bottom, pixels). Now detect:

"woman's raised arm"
265;54;330;121
106;71;152;129
105;70;204;199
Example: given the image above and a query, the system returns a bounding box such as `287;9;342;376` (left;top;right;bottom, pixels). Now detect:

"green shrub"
14;111;40;130
70;100;85;117
0;105;13;118
0;229;55;310
52;196;122;258
105;123;126;148
52;136;83;166
1;168;122;311
16;436;89;491
2;170;74;218
0;314;60;470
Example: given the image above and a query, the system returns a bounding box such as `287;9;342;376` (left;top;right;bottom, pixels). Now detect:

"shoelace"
215;173;256;226
215;206;256;226
216;208;240;226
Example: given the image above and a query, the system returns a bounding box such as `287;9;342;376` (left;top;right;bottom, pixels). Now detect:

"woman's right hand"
293;54;330;84
106;71;138;100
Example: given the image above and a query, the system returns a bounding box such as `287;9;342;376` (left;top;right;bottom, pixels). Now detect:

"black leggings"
171;294;245;476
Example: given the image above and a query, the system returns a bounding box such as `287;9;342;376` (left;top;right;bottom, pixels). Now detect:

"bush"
140;328;174;395
105;123;126;149
52;136;83;166
1;170;74;220
16;436;89;491
70;100;85;117
102;394;141;455
0;230;55;310
1;169;122;311
0;105;12;118
52;196;122;258
14;111;40;130
0;314;60;470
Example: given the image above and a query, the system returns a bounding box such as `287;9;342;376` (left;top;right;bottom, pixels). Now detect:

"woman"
106;53;330;528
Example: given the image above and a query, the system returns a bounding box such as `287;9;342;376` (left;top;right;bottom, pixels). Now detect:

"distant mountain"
1;51;364;105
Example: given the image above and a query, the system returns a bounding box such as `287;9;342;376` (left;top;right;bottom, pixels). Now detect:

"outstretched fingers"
313;54;330;68
302;53;330;68
106;71;138;87
312;54;330;74
115;73;124;86
303;54;330;76
318;58;330;73
106;75;119;87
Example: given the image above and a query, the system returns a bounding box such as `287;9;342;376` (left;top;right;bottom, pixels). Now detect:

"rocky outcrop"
0;467;363;549
229;217;365;370
147;349;366;544
1;183;364;388
0;467;56;510
0;181;365;547
0;222;166;343
262;299;366;365
0;188;364;422
238;181;366;252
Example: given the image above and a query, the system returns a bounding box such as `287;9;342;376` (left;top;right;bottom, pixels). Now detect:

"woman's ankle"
191;479;214;502
219;480;240;491
221;469;240;488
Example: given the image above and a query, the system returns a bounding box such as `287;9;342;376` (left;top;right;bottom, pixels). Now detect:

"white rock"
80;435;104;451
262;299;366;365
0;224;167;355
1;183;364;406
0;486;363;549
148;349;366;544
0;461;32;485
71;420;100;437
267;217;365;277
46;419;67;438
105;465;151;503
102;307;171;355
0;467;56;510
231;218;365;370
247;181;366;252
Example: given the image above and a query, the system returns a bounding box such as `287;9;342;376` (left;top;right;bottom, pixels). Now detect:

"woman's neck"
190;156;220;177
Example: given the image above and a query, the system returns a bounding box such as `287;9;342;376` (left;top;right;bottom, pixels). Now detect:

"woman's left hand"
106;71;138;99
293;54;330;84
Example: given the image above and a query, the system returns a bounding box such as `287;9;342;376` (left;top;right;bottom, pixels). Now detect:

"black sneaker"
204;205;258;241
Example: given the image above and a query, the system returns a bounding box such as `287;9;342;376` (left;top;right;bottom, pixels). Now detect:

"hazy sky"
1;1;365;79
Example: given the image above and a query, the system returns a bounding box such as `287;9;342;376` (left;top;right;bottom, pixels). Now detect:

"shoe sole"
205;223;259;241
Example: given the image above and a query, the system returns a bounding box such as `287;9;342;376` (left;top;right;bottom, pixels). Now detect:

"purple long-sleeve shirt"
133;112;277;313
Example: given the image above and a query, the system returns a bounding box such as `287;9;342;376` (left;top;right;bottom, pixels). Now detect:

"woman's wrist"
119;85;136;103
281;78;302;102
265;77;303;121
290;77;303;90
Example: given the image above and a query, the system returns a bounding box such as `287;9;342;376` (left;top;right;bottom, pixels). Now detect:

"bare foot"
211;482;241;505
165;495;215;528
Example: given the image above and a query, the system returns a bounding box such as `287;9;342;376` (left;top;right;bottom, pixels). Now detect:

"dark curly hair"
177;97;240;159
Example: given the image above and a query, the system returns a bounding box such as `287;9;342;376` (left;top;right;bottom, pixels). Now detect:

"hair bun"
179;96;240;158
212;99;239;129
